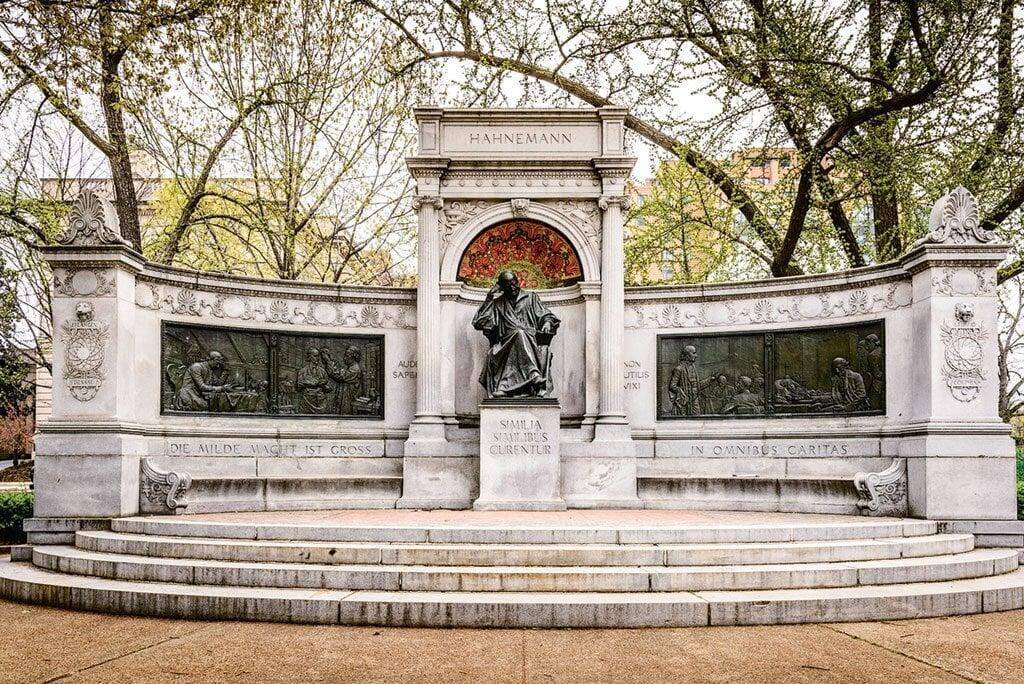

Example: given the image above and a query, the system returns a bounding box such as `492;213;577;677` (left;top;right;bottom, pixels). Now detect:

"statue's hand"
486;284;501;300
540;322;552;334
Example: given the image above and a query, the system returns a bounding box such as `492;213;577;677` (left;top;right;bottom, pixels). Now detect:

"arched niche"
440;201;600;283
457;219;583;289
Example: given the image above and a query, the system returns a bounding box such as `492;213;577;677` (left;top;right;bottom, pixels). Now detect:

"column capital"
411;195;444;211
598;194;632;212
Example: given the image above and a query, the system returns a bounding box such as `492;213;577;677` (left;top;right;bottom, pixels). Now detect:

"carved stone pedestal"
474;398;565;511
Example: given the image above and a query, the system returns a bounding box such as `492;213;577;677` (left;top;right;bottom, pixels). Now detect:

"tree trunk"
99;31;142;251
871;182;902;260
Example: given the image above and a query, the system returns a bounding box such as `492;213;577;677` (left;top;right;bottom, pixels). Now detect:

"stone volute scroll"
58;188;132;248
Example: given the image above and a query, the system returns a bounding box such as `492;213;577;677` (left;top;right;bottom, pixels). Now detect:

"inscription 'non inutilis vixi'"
489;418;552;456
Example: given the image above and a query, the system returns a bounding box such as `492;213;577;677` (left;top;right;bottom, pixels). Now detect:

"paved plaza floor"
1;595;1022;683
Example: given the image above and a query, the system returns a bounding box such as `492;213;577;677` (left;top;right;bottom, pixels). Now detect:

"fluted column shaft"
413;194;443;423
598;194;628;423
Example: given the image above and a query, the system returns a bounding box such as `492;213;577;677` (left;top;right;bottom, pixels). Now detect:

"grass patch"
0;490;32;545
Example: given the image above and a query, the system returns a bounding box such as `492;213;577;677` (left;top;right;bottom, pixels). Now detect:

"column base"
403;417;448;458
592;418;636;457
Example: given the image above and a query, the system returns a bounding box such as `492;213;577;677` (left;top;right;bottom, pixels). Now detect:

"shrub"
0;491;32;544
1019;448;1024;520
0;410;33;458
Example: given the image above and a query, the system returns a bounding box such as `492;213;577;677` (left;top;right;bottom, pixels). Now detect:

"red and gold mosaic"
456;220;583;289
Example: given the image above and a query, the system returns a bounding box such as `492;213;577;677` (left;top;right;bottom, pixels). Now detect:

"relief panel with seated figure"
161;322;384;419
657;320;885;419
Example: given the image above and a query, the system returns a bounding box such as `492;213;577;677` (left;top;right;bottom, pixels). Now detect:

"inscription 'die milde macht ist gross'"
489;418;553;456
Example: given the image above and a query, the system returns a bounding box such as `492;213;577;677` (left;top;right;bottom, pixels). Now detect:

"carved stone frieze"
922;186;995;245
549;200;602;250
60;302;108;401
931;267;996;297
52;268;115;298
140;459;192;512
136;282;415;329
940;302;987;402
58;189;131;247
440;172;600;190
440;199;499;249
854;459;908;517
627;282;913;329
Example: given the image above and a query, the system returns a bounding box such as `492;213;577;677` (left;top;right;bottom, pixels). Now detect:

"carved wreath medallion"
940;303;986;402
60;301;108;401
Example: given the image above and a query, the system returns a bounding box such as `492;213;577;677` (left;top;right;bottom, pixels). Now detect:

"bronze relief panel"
161;322;384;419
657;320;885;419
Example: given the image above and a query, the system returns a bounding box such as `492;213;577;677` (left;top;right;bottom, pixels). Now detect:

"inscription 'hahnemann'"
468;131;572;146
489;418;552;456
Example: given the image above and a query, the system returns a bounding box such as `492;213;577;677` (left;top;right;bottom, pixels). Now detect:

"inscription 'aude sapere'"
489;418;552;456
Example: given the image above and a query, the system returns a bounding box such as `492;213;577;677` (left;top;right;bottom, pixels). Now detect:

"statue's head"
497;270;520;298
680;345;697;363
306;348;321;363
832;357;849;375
208;351;225;370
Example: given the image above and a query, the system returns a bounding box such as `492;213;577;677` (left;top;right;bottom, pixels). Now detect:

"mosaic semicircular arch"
456;220;584;290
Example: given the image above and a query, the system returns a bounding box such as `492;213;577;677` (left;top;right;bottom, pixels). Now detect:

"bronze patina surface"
161;322;384;418
658;320;885;419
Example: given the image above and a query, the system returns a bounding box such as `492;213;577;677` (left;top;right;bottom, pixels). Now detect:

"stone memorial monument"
4;107;1024;629
472;271;564;510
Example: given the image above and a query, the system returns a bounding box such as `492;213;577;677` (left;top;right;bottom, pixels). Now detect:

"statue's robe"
473;290;560;397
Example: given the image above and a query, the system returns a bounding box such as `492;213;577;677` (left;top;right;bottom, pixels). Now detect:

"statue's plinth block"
474;398;565;511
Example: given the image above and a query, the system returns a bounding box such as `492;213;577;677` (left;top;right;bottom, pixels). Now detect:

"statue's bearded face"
498;271;520;297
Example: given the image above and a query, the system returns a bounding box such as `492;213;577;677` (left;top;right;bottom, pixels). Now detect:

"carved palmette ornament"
940;303;987;402
854;459;908;517
60;302;108;401
58;189;131;247
923;186;995;245
140;459;192;511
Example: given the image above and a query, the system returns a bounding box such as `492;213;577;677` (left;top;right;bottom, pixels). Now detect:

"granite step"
30;546;1017;593
109;517;939;545
75;530;976;567
3;559;1023;627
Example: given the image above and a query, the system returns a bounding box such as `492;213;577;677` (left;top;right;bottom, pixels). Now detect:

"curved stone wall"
29;116;1017;522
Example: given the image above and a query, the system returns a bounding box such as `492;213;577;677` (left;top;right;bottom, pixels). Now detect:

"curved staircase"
3;511;1023;627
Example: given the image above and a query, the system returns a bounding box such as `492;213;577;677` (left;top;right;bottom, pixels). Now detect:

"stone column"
594;193;634;447
410;193;444;434
399;155;473;509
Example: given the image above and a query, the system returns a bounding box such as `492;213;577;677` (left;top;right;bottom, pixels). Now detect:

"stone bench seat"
140;460;403;514
638;463;906;516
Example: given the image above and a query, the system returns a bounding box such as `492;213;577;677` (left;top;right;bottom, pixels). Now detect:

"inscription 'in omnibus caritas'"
469;131;573;145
